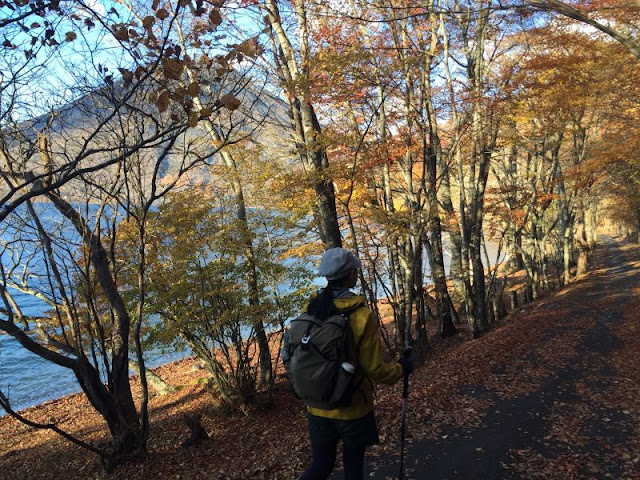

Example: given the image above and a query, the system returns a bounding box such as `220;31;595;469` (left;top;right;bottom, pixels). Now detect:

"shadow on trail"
348;238;639;480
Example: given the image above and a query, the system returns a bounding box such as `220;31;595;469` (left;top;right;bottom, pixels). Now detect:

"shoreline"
0;352;198;418
0;347;193;416
3;264;519;417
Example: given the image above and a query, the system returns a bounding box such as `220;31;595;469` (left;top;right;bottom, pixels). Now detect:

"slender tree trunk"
264;0;342;249
172;21;274;390
419;18;459;337
441;14;475;331
556;161;573;283
575;201;589;276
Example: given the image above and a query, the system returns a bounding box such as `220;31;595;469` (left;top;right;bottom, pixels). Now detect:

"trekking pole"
399;347;412;480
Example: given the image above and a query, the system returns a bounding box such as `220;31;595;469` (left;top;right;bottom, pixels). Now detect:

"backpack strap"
300;322;314;351
337;302;370;405
336;301;366;364
336;301;366;319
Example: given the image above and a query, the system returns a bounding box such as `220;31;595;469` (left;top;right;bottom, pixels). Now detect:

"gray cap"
318;247;362;281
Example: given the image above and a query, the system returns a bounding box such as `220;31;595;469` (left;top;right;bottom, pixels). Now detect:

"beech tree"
259;0;343;249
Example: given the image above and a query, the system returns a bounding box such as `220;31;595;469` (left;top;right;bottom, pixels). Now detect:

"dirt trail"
335;238;640;480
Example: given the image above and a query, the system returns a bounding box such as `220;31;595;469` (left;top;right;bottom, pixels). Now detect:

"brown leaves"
209;9;222;27
219;92;241;111
231;36;263;59
113;26;129;42
156;90;171;112
4;243;640;480
119;68;134;88
64;31;76;42
187;82;200;96
162;58;184;80
142;15;155;30
188;111;199;128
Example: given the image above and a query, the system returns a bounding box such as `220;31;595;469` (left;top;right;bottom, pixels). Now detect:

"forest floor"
1;237;640;480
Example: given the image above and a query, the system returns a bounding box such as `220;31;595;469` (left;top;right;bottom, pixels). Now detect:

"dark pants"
299;411;379;480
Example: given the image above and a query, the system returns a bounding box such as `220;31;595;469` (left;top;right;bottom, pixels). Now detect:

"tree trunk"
264;0;342;249
47;192;145;464
73;356;143;469
574;202;589;276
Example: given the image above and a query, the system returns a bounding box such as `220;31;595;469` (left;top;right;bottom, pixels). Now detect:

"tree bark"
264;0;342;249
47;192;144;463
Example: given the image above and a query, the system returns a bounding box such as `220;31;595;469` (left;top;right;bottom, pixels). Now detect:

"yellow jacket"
307;294;402;420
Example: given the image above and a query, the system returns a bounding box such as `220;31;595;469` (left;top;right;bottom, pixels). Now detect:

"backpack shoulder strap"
336;300;366;319
332;301;366;364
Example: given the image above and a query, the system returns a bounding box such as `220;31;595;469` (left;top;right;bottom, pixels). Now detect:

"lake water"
0;288;191;413
0;331;190;413
0;203;194;414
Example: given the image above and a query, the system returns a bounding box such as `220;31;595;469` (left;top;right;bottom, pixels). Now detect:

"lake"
0;287;191;413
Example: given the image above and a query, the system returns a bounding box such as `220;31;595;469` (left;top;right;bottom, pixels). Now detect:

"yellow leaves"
282;243;318;260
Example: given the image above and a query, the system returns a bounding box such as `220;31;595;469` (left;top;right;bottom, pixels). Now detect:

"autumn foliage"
0;0;639;475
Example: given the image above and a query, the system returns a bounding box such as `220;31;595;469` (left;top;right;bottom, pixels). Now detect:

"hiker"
297;247;413;480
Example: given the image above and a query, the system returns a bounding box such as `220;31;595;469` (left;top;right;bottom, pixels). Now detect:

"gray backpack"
281;304;363;410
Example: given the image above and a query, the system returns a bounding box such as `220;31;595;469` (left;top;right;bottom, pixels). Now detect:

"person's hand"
397;355;413;375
